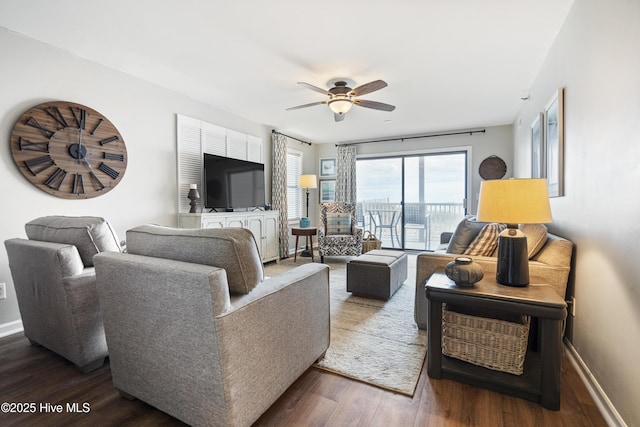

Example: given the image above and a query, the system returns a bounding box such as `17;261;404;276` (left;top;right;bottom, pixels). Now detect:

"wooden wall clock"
10;101;127;199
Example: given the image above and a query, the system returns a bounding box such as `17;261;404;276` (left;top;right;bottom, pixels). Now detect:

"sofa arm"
216;263;330;426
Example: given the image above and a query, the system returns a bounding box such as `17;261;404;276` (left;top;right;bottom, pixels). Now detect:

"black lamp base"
496;228;529;287
300;249;313;257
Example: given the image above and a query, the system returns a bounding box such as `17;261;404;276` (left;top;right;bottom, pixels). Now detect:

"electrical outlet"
0;283;6;300
571;296;576;316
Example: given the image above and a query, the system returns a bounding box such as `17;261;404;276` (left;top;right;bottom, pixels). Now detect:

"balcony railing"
356;202;465;250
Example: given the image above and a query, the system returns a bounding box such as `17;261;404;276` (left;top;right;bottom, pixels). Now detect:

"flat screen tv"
204;153;266;210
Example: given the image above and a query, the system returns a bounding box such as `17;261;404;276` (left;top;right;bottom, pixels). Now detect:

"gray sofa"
94;224;330;427
414;221;573;330
4;216;121;372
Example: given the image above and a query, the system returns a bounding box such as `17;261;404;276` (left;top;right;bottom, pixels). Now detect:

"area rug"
264;254;427;396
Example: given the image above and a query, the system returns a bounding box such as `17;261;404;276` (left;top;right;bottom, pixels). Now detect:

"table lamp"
476;178;552;286
298;174;317;256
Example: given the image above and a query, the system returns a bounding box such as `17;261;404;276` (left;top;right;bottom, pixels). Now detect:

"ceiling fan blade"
286;101;327;111
334;113;346;122
298;82;331;95
354;99;396;112
349;80;387;97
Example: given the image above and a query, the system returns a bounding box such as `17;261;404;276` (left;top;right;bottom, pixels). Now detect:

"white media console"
178;211;280;263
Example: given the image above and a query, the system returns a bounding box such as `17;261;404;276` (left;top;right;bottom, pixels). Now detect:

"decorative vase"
299;217;310;228
445;257;484;287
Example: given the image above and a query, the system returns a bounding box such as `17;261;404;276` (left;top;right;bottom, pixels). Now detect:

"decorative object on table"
544;87;565;197
287;79;396;123
319;157;337;177
299;217;310;228
298;174;317;257
361;230;382;253
476;178;552;287
10;101;127;199
478;155;507;180
531;112;545;178
319;179;336;203
444;257;484;287
187;184;200;213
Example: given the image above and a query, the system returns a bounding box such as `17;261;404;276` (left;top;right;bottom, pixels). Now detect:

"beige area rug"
264;254;427;396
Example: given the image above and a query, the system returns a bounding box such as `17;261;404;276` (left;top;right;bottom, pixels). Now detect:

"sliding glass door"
357;151;467;250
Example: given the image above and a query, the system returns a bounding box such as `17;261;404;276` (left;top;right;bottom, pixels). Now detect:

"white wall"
512;1;640;424
316;125;514;215
0;28;271;327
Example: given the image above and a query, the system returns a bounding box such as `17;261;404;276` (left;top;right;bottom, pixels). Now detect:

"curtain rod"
335;128;486;146
271;130;312;146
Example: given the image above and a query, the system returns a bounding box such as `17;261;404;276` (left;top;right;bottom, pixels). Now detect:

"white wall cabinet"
178;211;279;263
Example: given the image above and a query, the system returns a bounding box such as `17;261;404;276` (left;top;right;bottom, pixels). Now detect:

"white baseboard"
0;320;23;338
564;338;626;427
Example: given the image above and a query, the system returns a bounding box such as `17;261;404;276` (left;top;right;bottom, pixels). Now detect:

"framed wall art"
544;88;565;197
319;179;336;203
319;157;337;178
531;112;545;179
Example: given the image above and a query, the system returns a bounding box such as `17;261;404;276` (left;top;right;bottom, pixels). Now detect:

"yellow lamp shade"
298;174;317;189
476;178;552;225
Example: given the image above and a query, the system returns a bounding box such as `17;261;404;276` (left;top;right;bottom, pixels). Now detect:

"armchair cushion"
25;216;121;267
326;212;352;235
126;224;264;294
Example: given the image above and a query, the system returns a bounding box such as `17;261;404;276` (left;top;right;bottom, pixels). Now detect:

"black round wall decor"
479;155;507;180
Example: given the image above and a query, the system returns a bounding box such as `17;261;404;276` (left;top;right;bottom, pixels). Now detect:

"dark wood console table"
425;272;567;410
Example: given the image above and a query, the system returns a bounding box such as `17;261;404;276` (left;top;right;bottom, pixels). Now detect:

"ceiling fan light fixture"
328;97;353;115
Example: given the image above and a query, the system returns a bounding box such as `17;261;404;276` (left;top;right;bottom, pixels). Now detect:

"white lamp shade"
298;174;317;189
476;178;552;225
328;98;353;114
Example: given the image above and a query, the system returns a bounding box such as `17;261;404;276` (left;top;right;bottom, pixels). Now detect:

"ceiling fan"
287;79;396;122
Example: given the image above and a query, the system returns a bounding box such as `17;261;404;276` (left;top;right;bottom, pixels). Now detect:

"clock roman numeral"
25;117;55;138
44;106;68;128
73;173;85;195
104;152;124;161
98;163;120;179
69;107;87;129
18;137;49;152
90;118;104;135
99;136;119;145
24;155;55;176
44;167;67;190
89;171;105;191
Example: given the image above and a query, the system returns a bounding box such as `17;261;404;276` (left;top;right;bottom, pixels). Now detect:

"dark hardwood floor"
0;332;606;426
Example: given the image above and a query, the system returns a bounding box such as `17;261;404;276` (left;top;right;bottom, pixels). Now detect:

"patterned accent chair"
318;202;363;263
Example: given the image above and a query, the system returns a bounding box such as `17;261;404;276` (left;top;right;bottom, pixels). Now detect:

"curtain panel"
336;145;357;204
272;133;289;258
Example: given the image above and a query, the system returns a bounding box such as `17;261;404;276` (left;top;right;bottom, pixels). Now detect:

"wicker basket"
362;231;382;253
441;304;531;375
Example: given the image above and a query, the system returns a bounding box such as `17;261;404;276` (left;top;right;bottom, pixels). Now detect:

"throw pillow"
446;218;486;254
520;223;548;259
25;216;121;267
463;223;506;256
326;212;352;235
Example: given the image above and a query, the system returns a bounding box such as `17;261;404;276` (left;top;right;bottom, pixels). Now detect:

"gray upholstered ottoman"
346;249;408;299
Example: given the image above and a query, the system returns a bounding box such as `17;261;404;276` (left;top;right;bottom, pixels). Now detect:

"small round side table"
291;227;317;262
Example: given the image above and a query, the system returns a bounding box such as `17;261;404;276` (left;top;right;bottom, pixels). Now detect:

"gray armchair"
94;225;330;427
4;216;121;372
318;202;363;263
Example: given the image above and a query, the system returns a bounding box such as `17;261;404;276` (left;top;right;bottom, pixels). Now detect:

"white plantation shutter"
177;115;203;213
286;149;302;219
176;114;263;213
203;122;227;156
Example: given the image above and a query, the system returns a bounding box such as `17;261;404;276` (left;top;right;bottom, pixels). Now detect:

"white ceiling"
0;0;574;144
